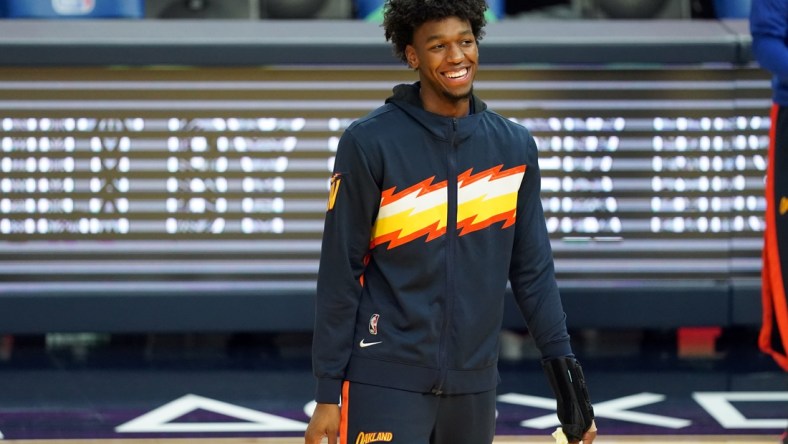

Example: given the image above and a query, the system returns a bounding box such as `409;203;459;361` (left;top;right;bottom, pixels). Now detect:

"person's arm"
306;130;380;444
508;133;571;360
508;132;595;443
312;130;380;402
751;0;788;77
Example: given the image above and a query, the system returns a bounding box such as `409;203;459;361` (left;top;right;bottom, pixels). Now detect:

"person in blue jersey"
751;1;788;442
751;0;788;373
304;1;596;443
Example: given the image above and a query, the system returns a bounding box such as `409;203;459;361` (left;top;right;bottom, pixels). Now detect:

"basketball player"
751;0;788;441
305;1;597;443
752;0;788;374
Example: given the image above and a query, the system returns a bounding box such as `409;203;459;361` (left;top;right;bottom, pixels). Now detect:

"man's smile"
444;67;469;79
443;68;470;80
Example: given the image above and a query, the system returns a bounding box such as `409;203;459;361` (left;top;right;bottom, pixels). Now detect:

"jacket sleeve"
312;129;381;404
508;134;573;360
751;0;788;77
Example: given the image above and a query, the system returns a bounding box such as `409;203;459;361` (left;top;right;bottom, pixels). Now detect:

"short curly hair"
383;0;488;63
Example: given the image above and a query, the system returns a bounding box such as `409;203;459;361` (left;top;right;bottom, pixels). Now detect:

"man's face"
405;16;478;116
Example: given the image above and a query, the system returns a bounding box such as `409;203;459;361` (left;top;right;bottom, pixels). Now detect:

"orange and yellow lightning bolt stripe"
371;176;449;249
457;164;526;235
370;165;526;250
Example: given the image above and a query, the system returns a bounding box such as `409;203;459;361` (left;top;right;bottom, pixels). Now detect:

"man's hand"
574;419;597;444
553;420;597;444
305;403;341;444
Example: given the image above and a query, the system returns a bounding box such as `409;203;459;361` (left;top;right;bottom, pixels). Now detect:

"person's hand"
552;420;597;444
573;419;597;444
305;403;341;444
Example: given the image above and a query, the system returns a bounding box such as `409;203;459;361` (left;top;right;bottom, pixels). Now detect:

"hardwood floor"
1;436;782;444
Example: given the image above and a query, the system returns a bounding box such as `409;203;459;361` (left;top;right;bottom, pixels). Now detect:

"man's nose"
447;44;464;63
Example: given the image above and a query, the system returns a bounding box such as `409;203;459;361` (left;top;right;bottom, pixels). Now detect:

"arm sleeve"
312;130;381;404
508;134;572;360
751;0;788;77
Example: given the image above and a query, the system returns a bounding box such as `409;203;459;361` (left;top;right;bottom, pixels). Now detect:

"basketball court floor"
0;437;782;443
0;328;785;443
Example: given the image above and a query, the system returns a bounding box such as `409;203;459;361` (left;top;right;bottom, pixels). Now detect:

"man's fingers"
582;427;598;443
304;425;331;444
304;429;320;444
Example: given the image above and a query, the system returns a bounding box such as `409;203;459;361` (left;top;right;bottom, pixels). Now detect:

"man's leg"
431;388;497;444
342;381;438;444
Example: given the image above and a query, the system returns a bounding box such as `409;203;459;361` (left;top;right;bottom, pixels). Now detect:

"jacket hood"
384;82;488;142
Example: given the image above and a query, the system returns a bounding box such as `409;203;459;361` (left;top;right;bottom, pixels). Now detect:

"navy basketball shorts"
339;381;497;444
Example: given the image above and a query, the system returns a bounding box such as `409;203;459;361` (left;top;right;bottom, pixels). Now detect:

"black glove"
542;356;595;441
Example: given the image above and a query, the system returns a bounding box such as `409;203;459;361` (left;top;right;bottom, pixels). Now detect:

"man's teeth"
445;68;468;79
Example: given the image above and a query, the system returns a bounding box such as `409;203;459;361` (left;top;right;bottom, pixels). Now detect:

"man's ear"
405;45;418;69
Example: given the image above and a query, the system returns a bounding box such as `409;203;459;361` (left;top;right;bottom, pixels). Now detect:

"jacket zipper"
434;118;459;395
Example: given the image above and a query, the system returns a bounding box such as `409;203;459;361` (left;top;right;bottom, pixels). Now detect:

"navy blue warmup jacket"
313;83;573;404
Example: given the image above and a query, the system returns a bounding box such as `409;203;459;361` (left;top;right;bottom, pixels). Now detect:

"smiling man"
305;1;596;443
405;15;477;116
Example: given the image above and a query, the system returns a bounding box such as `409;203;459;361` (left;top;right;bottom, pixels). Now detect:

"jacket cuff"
315;378;343;404
539;340;573;360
